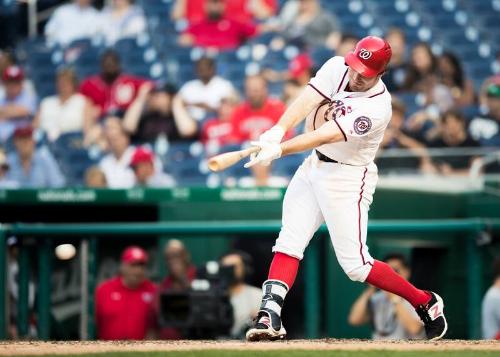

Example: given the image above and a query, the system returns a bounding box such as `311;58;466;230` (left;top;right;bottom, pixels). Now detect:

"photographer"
348;253;425;340
220;251;262;339
158;239;196;339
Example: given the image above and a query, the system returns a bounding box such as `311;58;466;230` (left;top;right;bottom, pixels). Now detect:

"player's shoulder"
320;56;347;71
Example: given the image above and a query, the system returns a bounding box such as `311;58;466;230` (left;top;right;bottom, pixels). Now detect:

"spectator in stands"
437;52;476;107
384;28;409;92
335;33;359;57
80;50;148;119
179;57;235;121
130;146;175;188
280;53;314;105
0;149;17;188
379;98;434;173
122;83;198;144
6;125;65;188
278;0;340;49
470;82;500;147
44;0;100;47
172;0;277;23
231;74;286;142
158;239;196;339
348;253;425;340
99;0;147;46
402;42;438;93
84;165;107;188
0;52;36;102
178;0;260;51
427;110;479;176
34;68;90;142
201;94;240;150
220;251;262;339
482;257;500;340
0;66;37;142
95;246;157;340
98;117;135;188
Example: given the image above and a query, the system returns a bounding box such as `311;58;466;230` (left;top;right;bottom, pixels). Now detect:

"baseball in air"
55;244;76;260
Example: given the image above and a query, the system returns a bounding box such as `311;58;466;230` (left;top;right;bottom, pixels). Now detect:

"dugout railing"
0;218;498;340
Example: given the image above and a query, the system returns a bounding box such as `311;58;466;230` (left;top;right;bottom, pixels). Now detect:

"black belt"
315;150;340;163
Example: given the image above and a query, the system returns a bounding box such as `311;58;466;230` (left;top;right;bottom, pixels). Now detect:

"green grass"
34;351;499;357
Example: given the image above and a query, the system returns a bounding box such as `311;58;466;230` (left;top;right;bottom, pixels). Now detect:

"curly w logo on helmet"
358;48;373;60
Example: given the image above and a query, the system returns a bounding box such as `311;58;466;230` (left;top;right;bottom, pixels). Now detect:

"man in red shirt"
80;50;148;118
178;0;259;51
172;0;277;24
95;246;157;340
201;95;240;150
231;75;287;143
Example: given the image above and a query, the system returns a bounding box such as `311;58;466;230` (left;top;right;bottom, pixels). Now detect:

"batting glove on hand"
259;125;286;144
244;141;282;168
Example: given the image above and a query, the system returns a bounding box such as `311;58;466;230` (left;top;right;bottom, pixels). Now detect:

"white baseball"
55;244;76;260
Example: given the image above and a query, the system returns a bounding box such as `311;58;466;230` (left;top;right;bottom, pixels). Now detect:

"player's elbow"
347;314;363;326
406;320;424;336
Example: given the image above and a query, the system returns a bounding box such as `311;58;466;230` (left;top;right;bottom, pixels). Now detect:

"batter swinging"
244;36;448;341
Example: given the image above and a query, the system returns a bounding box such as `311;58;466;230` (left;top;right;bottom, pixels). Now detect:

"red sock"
366;260;431;308
268;252;300;289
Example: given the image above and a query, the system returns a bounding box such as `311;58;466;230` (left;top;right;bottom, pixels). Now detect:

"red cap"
2;65;25;82
13;125;33;139
289;53;313;79
130;147;154;167
345;36;392;78
121;246;148;264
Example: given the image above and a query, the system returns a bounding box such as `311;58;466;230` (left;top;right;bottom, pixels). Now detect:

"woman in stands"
122;83;198;144
34;68;92;142
402;42;438;93
437;51;476;107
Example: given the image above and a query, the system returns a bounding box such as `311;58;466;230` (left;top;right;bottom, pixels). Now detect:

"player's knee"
345;264;371;282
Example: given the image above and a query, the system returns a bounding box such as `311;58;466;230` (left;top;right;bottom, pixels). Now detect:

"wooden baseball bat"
208;146;260;172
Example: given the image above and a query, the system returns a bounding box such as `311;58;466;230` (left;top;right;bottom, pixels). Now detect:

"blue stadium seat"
50;132;99;186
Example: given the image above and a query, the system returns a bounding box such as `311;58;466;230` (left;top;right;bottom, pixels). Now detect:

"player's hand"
244;141;282;168
259;125;286;144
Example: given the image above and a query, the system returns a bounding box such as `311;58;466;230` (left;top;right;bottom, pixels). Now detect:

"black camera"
159;261;234;339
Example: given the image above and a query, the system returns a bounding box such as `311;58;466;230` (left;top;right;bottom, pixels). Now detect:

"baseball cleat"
246;310;286;341
415;291;448;341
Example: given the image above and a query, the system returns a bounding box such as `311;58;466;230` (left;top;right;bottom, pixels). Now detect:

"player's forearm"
280;120;344;156
0;105;32;119
393;301;423;336
347;292;371;326
276;85;324;131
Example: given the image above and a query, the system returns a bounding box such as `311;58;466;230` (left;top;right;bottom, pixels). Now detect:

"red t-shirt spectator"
231;98;287;142
201;117;240;147
80;74;147;117
182;0;277;24
185;17;258;50
95;276;157;340
225;0;277;23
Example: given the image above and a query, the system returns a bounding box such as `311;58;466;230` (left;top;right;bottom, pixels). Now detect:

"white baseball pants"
273;152;378;282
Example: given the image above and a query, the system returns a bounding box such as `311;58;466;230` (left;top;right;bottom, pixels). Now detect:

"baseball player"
244;36;448;341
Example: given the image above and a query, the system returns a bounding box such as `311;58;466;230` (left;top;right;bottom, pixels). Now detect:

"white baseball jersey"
272;56;392;282
306;56;392;166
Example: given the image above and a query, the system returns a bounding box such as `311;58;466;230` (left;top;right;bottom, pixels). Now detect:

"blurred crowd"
0;0;499;189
